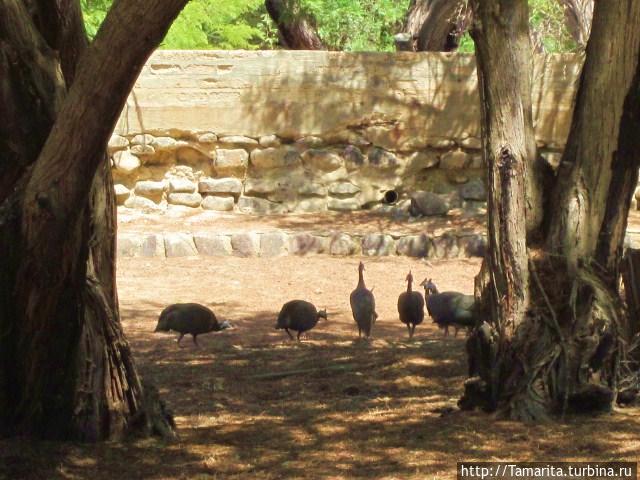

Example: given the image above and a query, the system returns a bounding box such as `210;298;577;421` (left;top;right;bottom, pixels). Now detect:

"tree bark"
558;0;593;49
265;0;325;50
547;1;640;270
463;0;640;420
402;0;470;52
466;0;534;417
0;0;187;440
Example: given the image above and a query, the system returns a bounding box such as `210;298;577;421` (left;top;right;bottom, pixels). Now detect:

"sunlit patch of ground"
1;256;639;480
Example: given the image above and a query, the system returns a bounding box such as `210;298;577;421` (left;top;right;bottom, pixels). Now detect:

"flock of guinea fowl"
154;261;476;346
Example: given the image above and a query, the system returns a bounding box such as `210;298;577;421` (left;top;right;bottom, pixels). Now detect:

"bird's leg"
285;328;294;340
454;326;459;338
411;324;416;338
176;333;184;346
406;324;412;338
193;334;200;347
444;326;449;337
358;328;362;338
297;331;302;342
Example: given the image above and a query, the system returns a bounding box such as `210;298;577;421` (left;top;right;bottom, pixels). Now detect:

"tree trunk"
547;1;640;270
265;0;325;50
463;0;640;420
558;0;593;49
0;0;187;440
402;0;470;52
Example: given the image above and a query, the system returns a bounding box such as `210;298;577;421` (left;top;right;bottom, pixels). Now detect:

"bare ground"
1;255;639;480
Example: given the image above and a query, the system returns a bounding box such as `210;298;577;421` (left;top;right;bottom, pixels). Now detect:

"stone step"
117;230;488;259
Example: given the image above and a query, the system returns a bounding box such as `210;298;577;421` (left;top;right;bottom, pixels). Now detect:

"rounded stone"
201;195;235;211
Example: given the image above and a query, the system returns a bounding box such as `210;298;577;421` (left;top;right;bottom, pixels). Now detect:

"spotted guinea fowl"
420;278;475;336
155;303;232;346
397;271;425;338
275;300;327;341
350;261;378;338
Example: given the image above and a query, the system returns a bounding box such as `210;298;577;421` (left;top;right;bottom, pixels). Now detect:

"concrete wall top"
116;50;582;148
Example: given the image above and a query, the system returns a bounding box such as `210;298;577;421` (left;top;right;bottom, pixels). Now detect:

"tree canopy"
81;0;578;52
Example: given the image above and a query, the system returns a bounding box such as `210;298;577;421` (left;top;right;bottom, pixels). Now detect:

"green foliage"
301;0;409;51
81;0;273;49
529;0;576;52
81;0;576;53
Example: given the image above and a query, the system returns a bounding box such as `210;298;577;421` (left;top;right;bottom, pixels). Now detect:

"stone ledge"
117;229;488;259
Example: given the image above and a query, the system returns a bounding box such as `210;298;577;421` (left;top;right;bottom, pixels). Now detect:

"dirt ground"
2;255;639;480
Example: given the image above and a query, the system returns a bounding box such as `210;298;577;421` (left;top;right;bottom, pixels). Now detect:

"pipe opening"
383;190;399;205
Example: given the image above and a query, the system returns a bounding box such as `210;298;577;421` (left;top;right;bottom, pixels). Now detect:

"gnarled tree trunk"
402;0;470;52
0;0;187;440
462;0;640;420
558;0;593;49
265;0;325;50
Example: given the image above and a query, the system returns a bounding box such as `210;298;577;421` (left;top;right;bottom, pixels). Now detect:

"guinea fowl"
275;300;327;341
420;278;475;336
397;271;425;338
155;303;232;346
350;261;378;338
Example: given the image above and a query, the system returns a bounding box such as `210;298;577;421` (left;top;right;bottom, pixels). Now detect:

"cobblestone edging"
117;230;488;259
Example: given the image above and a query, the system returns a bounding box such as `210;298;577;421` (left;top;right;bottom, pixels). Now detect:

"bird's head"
318;309;328;320
358;261;365;273
420;278;438;295
406;271;414;283
218;320;234;331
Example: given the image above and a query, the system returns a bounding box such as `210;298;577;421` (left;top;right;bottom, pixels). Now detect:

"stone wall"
111;50;581;214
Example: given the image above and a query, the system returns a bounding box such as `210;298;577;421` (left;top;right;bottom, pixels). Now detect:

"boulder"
134;180;165;202
199;177;243;195
237;196;286;214
410;191;450;216
328;197;360;211
288;233;327;255
108;134;129;153
218;135;259;148
130;144;155;156
194;234;232;256
362;234;395;256
244;178;278;195
259;134;281;147
302;149;343;171
117;233;164;258
294;198;327;213
201;195;235;211
396;234;432;257
168;178;196;193
215;149;249;174
297;183;327;196
113;150;141;174
167;192;202;208
433;234;460;259
367;148;399;169
440;150;470;169
459;234;487;257
231;233;260;257
459;179;486;201
329;233;358;256
114;184;130;205
197;132;218;144
251;147;301;169
260;232;289;257
154;136;178;150
428;138;456;149
164;233;198;257
460;137;482;149
329;182;360;196
123;195;162;212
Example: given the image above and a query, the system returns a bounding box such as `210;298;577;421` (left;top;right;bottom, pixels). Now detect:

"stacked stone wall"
111;50;578;215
